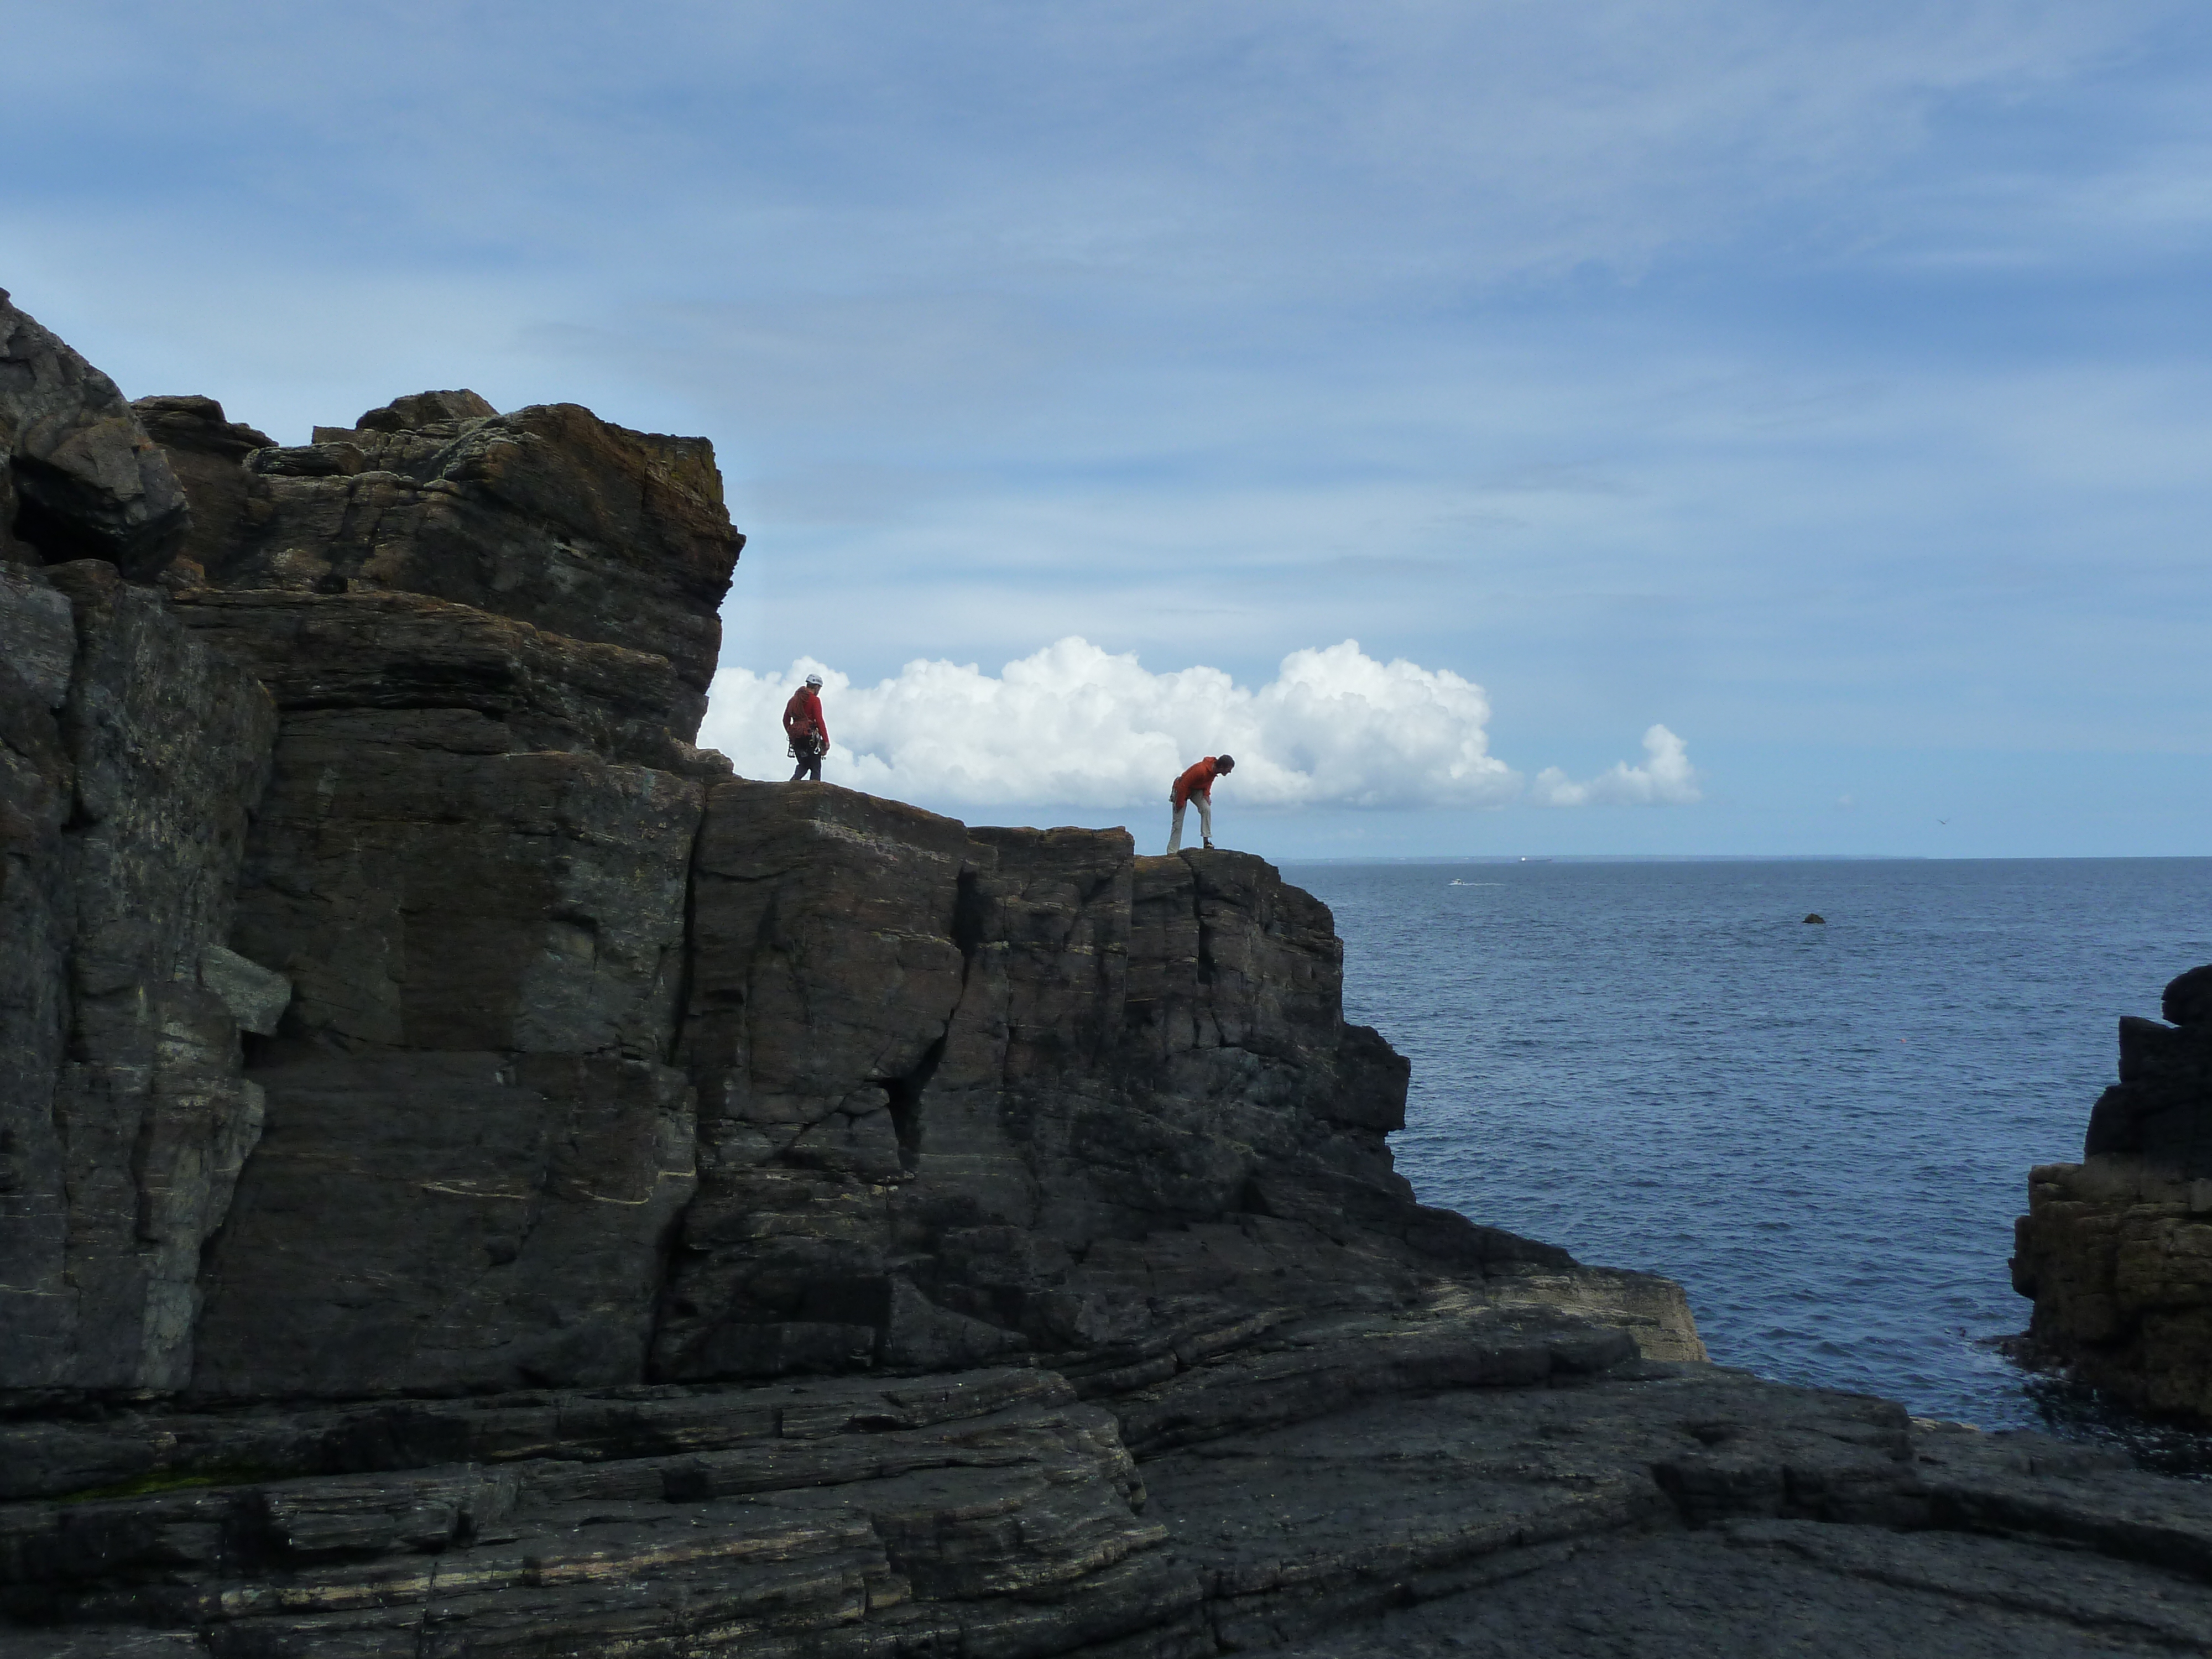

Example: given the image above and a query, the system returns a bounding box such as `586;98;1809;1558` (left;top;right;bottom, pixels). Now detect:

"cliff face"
2012;965;2212;1422
655;785;1584;1386
12;293;2212;1658
2;289;1674;1409
1;298;278;1393
2;295;742;1406
0;557;274;1394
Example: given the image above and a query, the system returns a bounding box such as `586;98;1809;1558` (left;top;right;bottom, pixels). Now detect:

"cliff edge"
6;291;2212;1657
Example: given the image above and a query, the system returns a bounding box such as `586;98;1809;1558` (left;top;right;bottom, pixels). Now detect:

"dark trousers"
789;740;823;782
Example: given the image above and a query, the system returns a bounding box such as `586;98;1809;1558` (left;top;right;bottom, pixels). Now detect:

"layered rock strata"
2012;963;2212;1421
5;1339;2212;1657
8;291;2212;1654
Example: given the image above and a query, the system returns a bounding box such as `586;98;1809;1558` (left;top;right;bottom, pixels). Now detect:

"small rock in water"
1802;912;1825;924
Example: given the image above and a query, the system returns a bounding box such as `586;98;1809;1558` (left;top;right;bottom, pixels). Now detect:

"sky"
6;2;2209;858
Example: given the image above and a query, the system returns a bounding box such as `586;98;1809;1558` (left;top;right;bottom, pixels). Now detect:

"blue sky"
7;2;2209;856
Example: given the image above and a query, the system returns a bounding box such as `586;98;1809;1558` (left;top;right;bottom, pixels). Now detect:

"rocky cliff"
2012;963;2212;1423
8;290;2212;1657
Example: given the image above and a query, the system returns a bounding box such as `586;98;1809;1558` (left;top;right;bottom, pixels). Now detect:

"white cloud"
1528;725;1702;807
699;638;1698;815
699;638;1517;810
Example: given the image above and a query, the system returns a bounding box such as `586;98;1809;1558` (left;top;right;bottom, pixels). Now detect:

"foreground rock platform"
8;290;2212;1653
5;1333;2212;1656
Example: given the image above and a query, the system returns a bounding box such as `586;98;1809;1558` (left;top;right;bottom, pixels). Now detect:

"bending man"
1166;753;1234;853
783;673;830;781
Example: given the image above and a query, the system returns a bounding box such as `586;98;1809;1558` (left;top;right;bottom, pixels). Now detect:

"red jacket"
783;687;827;745
1172;757;1223;807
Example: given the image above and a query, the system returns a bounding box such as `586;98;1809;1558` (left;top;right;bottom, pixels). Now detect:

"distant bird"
1937;819;1948;825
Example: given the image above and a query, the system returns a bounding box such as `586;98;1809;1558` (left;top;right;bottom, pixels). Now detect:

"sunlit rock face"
2013;964;2212;1423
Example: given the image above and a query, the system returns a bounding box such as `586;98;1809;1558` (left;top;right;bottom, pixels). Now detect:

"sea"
1279;856;2212;1447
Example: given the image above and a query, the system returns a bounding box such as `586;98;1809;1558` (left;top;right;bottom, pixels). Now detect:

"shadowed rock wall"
148;389;744;1399
656;785;1554;1383
0;297;279;1394
0;292;185;575
1;294;749;1402
4;289;1691;1406
2013;964;2212;1422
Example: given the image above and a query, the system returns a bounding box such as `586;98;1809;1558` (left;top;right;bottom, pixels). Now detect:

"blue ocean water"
1280;857;2212;1431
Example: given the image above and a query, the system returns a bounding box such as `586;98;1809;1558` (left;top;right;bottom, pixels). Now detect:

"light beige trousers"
1166;791;1212;853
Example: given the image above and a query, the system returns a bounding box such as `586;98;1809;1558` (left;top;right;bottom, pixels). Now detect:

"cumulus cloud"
1528;725;1702;807
699;638;1699;815
700;639;1515;810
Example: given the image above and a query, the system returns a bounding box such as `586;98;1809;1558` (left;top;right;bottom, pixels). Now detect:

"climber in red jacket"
1166;754;1234;853
783;674;829;781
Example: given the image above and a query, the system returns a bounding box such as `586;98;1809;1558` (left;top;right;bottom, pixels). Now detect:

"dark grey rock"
246;439;368;478
0;293;187;575
0;561;275;1395
2084;1001;2212;1175
196;944;289;1036
657;795;1622;1389
2164;962;2212;1028
1272;1527;2209;1658
0;572;76;1395
2015;964;2212;1422
192;1051;696;1398
4;1359;2210;1657
352;388;498;431
224;734;702;1056
126;396;272;586
0;566;74;705
148;397;743;722
114;381;733;1402
174;587;698;770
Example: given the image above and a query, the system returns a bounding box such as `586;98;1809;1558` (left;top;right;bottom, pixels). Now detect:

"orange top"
1172;757;1223;807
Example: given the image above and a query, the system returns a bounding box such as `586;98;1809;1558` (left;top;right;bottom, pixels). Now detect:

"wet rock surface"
7;296;2212;1652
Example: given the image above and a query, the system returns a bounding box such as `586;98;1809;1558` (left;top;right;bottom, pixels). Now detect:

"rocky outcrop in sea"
2013;964;2212;1425
7;289;2212;1655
